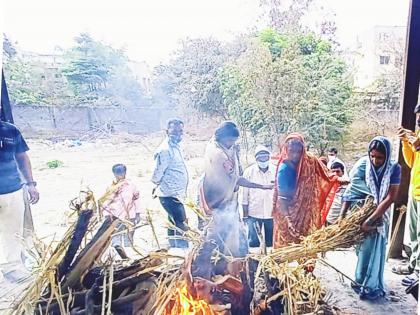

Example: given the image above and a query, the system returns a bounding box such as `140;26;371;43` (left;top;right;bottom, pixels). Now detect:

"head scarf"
342;136;398;236
365;136;396;205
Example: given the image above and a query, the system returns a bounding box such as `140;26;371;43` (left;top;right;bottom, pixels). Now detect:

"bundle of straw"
258;199;375;265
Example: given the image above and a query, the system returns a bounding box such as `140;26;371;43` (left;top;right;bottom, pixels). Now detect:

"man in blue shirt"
0;120;39;282
151;118;189;248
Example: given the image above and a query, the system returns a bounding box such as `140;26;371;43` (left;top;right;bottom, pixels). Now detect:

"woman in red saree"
273;133;339;248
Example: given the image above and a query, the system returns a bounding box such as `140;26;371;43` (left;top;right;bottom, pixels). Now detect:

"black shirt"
0;122;29;195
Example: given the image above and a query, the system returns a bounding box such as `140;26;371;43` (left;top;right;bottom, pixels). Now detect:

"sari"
342;136;401;300
272;133;338;248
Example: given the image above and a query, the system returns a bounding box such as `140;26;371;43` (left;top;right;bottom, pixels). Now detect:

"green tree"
62;33;122;95
62;33;143;106
152;36;247;116
220;30;355;154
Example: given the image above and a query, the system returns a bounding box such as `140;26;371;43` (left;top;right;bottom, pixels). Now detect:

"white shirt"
242;163;276;219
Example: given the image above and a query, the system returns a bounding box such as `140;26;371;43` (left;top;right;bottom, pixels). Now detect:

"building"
128;60;152;96
346;25;406;88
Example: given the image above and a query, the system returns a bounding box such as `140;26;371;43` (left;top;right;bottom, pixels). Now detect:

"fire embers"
164;283;216;315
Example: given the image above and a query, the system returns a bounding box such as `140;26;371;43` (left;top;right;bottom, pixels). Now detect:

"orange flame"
165;284;215;315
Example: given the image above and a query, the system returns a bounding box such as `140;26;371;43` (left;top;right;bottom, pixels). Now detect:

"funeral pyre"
8;194;376;315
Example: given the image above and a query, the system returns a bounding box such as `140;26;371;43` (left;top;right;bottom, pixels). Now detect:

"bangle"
25;181;37;187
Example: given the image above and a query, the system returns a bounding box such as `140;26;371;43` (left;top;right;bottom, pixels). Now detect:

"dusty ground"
0;135;417;314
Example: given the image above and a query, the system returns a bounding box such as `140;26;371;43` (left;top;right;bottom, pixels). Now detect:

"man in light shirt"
151;118;189;248
242;145;276;248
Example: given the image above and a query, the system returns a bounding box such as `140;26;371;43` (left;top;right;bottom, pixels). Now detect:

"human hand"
361;219;376;233
412;137;420;151
285;216;299;237
338;177;350;185
27;184;40;204
397;127;407;140
262;184;274;190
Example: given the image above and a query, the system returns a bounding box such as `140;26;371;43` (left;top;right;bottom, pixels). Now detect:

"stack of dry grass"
248;199;375;314
9;194;167;315
9;195;375;315
256;199;375;265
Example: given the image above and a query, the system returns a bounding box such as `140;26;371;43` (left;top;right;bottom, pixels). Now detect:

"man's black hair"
112;163;127;176
331;161;344;172
167;118;184;129
328;147;338;155
215;121;240;142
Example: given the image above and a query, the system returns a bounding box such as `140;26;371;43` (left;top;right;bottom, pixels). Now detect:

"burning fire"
165;284;215;315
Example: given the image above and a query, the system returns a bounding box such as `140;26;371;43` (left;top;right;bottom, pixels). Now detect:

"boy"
99;164;141;252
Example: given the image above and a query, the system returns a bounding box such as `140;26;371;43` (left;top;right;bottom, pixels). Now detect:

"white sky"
3;0;410;66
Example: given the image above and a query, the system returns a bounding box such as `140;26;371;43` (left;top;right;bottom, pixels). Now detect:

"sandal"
392;264;414;275
402;275;418;287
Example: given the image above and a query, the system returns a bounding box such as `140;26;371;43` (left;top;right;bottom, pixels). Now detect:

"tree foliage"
2;33;145;107
219;30;354;153
152;36;247;117
154;27;355;153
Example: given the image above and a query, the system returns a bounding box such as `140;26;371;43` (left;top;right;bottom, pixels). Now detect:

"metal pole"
1;71;14;123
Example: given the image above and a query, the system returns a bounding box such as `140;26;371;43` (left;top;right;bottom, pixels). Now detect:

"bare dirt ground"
0;135;417;314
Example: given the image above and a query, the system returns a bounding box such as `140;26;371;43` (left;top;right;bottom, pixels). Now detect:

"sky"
2;0;411;66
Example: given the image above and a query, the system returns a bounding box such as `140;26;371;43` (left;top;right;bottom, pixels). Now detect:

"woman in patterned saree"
272;133;339;248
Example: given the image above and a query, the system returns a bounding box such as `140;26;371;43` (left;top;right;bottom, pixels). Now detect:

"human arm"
339;201;352;219
402;140;416;168
151;149;170;186
242;173;250;218
15;152;39;204
361;184;400;232
398;127;417;168
133;188;141;223
237;177;273;189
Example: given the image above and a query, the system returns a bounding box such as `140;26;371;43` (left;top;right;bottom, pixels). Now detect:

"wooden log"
43;287;152;315
57;209;93;280
82;256;163;289
38;272;160;314
61;217;120;291
85;282;98;315
191;241;218;279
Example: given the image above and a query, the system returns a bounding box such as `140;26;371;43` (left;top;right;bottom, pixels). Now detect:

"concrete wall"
12;104;175;135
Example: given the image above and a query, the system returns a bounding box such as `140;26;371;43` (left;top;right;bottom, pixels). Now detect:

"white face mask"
328;155;335;162
257;161;270;169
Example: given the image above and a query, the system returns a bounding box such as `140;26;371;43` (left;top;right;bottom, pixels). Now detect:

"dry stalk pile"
259;260;325;314
258;199;375;265
7;193;376;315
248;199;376;314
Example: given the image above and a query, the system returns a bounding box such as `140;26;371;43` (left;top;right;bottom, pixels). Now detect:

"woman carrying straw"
273;133;339;248
340;136;401;300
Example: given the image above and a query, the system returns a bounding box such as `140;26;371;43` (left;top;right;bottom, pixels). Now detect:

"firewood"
57;209;93;280
82;256;163;289
214;275;243;295
61;217;120;291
